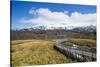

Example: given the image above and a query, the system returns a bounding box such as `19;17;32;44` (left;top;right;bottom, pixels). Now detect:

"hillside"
11;25;96;40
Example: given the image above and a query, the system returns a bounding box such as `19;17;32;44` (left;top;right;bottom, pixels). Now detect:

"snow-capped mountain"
72;25;96;33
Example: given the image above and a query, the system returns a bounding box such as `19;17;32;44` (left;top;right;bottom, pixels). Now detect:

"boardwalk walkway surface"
54;39;96;61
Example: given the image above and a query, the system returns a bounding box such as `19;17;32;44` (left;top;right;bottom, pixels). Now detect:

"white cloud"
19;8;96;29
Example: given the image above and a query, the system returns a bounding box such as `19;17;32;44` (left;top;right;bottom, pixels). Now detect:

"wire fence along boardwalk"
54;39;96;61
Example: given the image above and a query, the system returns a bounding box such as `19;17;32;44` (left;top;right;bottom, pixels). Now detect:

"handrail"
54;39;96;61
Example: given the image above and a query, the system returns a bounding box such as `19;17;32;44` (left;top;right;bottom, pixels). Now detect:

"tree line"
11;26;96;40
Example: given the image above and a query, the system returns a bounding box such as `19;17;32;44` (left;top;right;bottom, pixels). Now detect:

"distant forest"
11;26;96;40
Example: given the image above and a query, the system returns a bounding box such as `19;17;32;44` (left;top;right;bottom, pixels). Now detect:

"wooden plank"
54;39;96;61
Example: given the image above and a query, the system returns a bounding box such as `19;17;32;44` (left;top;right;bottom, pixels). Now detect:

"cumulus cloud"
19;8;96;29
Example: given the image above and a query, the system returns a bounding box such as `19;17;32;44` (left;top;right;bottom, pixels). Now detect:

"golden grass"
66;39;96;48
11;39;73;66
11;40;32;45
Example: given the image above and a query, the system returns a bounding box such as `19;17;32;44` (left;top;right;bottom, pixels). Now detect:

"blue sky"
11;1;96;30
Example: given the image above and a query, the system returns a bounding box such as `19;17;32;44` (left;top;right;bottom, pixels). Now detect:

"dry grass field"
11;39;73;66
64;39;96;48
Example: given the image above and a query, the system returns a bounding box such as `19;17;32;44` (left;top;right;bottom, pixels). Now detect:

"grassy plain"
64;39;96;48
11;39;73;66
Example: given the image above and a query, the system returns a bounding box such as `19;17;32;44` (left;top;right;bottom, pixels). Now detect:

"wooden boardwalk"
54;39;96;61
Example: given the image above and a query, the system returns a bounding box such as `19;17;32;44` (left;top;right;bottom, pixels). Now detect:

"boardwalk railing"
54;39;96;62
